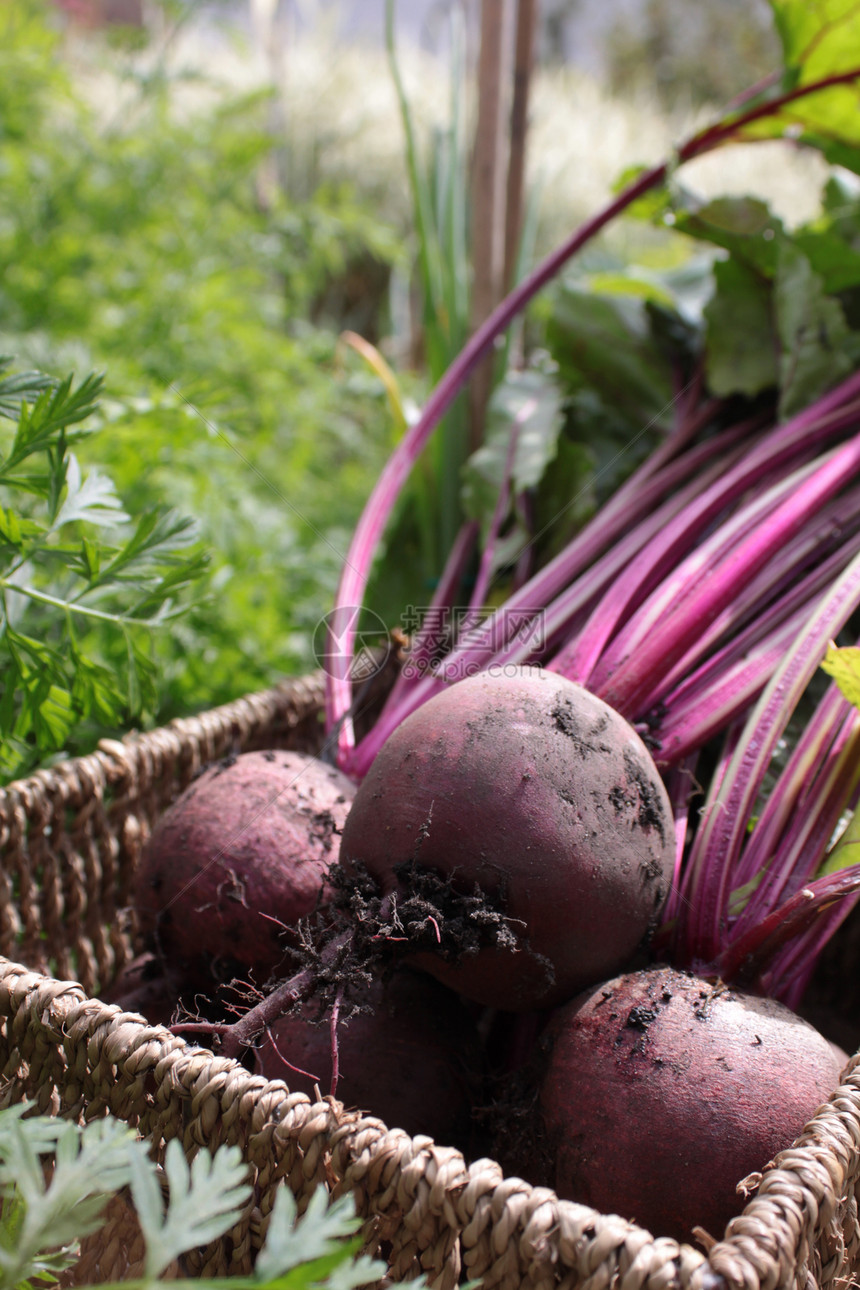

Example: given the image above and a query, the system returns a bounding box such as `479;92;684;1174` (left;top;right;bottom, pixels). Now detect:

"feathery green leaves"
0;1106;404;1290
0;361;206;781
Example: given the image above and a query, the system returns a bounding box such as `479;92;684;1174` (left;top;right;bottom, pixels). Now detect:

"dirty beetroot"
133;750;355;988
512;965;842;1242
339;667;675;1010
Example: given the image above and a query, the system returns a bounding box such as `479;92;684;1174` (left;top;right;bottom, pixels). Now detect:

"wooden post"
504;0;538;293
469;0;514;451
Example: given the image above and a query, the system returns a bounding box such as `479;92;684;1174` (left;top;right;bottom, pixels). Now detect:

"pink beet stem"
715;866;860;988
594;437;860;719
680;549;860;963
380;519;479;711
732;686;859;890
649;531;860;765
732;709;860;938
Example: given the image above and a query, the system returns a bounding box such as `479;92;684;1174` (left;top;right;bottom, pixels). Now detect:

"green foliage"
704;257;778;397
547;288;677;432
0;362;205;781
772;0;860;84
463;372;566;531
821;642;860;709
775;238;857;415
386;0;471;386
0;1;400;736
0;1104;395;1290
545;116;860;459
530;0;860;519
667;190;860;416
737;0;860;167
363;0;552;621
0;1106;142;1290
128;1139;251;1282
538;278;688;528
461;368;565;577
249;1186;378;1290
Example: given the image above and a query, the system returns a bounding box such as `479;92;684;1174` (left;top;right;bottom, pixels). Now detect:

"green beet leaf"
461;369;565;540
671;196;782;276
546;286;675;432
704;257;779;398
775;241;860;417
736;2;860;171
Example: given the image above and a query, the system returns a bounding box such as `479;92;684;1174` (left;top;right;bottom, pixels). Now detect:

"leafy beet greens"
326;0;860;997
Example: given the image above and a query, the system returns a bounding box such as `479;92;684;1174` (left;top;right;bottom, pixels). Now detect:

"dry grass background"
76;7;833;261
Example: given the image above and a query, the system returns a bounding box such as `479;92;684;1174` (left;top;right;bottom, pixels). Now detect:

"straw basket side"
1;675;860;1290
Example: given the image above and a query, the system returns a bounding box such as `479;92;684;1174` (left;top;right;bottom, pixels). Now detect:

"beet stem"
677;550;860;963
380;519;479;710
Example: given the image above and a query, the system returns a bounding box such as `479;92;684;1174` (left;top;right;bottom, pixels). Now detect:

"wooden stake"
504;0;538;293
469;0;513;451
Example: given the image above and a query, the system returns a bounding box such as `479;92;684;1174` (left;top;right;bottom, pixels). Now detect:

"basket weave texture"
1;674;860;1290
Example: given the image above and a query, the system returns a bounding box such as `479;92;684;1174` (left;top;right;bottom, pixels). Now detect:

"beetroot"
524;965;841;1241
253;969;481;1147
339;667;675;1010
133;750;355;986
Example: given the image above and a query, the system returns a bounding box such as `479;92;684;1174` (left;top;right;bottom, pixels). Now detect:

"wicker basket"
1;673;860;1290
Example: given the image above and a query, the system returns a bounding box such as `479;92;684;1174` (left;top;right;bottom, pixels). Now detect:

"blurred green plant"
0;0;402;731
358;0;551;628
604;0;779;106
381;0;474;590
